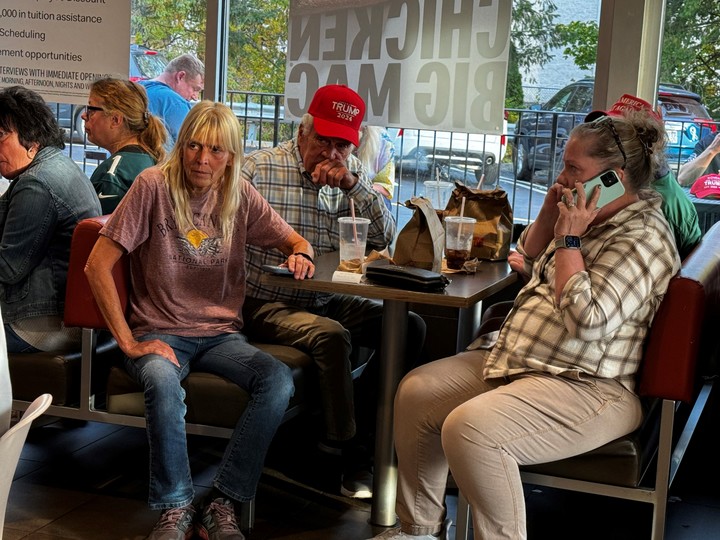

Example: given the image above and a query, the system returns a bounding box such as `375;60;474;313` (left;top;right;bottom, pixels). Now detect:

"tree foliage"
555;20;598;72
662;0;720;117
510;0;562;80
131;0;207;58
227;0;288;93
549;2;720;118
505;42;525;111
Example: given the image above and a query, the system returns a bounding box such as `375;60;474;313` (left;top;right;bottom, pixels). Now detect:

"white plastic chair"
0;308;10;434
0;393;52;539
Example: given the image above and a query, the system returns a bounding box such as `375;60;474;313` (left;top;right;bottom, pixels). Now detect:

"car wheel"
514;139;532;181
475;156;498;187
72;108;86;142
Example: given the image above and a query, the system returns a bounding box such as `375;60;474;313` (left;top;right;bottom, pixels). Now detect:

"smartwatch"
555;235;582;250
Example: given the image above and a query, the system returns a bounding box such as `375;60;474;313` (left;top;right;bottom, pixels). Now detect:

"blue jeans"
4;324;40;353
123;332;294;510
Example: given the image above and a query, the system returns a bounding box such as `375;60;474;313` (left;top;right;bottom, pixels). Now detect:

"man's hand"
678;132;720;186
707;132;720;156
310;158;359;190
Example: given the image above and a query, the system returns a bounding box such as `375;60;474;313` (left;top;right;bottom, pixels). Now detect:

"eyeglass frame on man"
592;115;627;170
311;133;353;155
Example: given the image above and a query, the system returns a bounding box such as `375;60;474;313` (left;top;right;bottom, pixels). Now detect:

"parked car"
513;78;717;182
50;45;169;142
128;44;168;82
392;114;509;186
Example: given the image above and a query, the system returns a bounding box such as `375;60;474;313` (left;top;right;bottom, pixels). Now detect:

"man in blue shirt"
140;54;204;148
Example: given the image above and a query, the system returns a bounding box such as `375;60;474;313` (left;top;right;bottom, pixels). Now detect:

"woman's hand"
286;253;315;279
508;249;526;270
554;181;601;239
124;338;179;367
537;183;564;224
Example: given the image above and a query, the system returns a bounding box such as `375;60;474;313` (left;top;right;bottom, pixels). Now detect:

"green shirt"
90;145;155;214
654;170;701;259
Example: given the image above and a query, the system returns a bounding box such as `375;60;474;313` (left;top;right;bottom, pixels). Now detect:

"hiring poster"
0;0;130;104
286;0;511;134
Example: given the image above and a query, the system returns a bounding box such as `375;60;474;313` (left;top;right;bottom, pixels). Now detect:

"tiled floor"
5;391;720;540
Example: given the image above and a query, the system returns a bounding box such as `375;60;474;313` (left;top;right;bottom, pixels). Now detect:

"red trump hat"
308;84;365;146
585;93;662;123
690;173;720;199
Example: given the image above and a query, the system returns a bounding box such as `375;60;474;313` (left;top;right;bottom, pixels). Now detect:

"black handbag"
365;261;450;291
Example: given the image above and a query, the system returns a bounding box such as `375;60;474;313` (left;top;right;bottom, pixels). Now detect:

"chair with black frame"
454;220;720;540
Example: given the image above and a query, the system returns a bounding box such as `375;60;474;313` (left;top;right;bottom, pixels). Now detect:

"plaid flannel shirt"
484;192;681;391
243;138;395;307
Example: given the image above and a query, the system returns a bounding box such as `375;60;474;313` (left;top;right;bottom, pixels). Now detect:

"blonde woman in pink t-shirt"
86;101;315;540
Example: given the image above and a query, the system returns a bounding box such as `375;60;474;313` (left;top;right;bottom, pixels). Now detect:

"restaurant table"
262;252;517;526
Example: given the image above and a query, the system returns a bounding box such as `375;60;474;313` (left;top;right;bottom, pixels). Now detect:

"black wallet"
365;261;450;291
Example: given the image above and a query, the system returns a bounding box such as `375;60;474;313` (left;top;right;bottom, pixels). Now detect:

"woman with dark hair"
84;78;167;213
368;108;681;540
0;86;101;353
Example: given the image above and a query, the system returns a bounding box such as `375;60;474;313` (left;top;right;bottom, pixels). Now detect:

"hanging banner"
0;0;130;104
286;0;511;134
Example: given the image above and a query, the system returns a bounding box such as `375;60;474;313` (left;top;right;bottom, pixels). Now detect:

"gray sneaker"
198;498;245;540
341;468;373;499
146;506;195;540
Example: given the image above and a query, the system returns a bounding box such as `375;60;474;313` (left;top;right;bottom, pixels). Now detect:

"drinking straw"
435;168;442;208
350;197;358;243
476;172;486;189
457;196;466;243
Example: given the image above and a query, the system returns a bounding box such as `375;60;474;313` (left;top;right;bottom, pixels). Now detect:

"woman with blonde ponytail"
84;77;167;213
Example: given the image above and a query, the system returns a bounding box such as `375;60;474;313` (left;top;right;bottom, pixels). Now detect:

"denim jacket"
0;147;102;323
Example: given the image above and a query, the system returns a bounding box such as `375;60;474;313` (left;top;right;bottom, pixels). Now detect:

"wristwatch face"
557;235;582;249
565;236;581;249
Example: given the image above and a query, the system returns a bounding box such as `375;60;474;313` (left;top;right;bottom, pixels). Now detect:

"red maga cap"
585;93;662;123
690;173;720;199
307;84;365;146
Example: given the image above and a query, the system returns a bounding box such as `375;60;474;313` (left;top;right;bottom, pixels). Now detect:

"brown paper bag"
394;196;445;272
442;183;513;261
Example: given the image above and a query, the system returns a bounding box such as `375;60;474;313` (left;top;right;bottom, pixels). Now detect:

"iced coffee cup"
444;216;476;270
338;217;370;265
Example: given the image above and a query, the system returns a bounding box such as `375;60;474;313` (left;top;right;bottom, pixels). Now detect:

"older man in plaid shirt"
242;85;426;500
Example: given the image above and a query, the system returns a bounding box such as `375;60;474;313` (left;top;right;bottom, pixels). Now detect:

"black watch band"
293;252;314;263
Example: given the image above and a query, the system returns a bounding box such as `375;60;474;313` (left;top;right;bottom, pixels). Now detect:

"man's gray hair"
164;54;205;79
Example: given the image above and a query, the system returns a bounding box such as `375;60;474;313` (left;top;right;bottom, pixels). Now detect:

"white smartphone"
572;169;625;209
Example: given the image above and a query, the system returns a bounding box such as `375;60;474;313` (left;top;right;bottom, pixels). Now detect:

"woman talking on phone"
367;107;680;540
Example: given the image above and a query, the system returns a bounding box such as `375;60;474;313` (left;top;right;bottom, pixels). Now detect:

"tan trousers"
393;349;642;539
